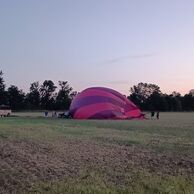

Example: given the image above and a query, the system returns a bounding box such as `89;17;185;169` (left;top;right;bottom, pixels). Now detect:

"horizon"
1;0;194;95
1;70;193;96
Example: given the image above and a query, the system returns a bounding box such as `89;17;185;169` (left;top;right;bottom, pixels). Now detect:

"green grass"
1;112;194;193
28;171;194;194
1;112;194;155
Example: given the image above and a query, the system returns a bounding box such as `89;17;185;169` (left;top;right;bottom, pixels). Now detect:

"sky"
0;0;194;95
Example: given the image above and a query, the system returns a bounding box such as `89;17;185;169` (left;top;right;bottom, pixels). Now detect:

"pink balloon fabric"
69;87;144;120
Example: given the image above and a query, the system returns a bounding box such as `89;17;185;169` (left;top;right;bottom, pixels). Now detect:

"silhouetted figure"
44;111;48;117
151;111;155;119
156;112;160;120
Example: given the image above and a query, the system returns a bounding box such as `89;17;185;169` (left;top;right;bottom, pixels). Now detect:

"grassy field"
0;112;194;194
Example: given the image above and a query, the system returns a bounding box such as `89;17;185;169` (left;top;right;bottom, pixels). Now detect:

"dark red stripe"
87;110;124;119
73;103;117;119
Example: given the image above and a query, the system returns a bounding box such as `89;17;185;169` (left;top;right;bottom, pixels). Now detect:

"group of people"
44;111;57;117
151;111;160;120
44;111;70;118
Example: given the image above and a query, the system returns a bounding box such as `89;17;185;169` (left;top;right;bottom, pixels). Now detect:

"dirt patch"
0;138;194;193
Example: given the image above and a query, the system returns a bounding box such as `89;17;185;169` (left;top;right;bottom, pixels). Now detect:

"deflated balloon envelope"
69;87;144;120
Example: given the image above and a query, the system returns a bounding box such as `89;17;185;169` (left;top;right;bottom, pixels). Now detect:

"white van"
0;105;12;117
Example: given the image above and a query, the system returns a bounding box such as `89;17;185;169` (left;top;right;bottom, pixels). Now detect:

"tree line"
0;71;76;110
1;70;194;111
129;83;194;111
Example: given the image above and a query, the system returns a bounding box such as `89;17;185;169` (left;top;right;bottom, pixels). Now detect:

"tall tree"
7;85;25;110
26;82;40;109
0;70;7;105
129;82;161;109
40;80;56;109
182;94;194;111
55;81;73;110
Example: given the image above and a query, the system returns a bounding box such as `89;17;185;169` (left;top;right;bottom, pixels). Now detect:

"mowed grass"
0;112;194;194
1;112;194;155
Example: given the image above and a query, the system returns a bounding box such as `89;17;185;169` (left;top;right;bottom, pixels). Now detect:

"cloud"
90;80;130;85
103;52;158;65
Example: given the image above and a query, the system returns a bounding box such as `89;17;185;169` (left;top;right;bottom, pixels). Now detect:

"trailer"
0;105;12;117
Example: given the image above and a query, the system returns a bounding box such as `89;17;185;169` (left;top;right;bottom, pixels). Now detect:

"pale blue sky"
0;0;194;95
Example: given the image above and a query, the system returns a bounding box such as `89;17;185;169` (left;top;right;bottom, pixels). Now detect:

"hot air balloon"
69;87;144;120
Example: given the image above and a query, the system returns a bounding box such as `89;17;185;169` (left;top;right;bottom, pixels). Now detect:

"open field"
0;112;194;194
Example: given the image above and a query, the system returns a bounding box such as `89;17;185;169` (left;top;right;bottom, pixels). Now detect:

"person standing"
151;111;155;119
156;111;160;120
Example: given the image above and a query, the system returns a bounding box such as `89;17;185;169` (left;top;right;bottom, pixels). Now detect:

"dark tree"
7;85;25;110
129;82;161;110
55;81;73;110
182;94;194;111
0;70;7;105
70;91;78;100
26;82;40;109
40;80;57;109
170;92;182;111
171;91;181;97
147;92;168;111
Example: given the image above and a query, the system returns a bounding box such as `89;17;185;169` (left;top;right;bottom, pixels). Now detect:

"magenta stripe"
90;87;127;102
